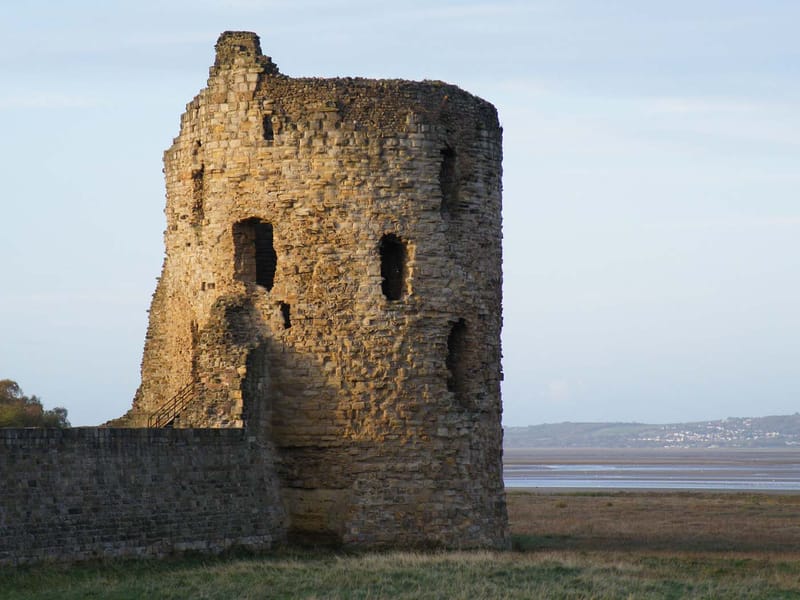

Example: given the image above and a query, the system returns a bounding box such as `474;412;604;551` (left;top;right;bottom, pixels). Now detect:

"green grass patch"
3;550;800;599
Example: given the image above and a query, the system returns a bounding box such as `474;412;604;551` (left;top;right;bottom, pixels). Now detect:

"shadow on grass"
511;534;577;552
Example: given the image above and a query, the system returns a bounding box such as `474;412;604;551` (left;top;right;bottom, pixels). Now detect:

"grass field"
3;491;800;599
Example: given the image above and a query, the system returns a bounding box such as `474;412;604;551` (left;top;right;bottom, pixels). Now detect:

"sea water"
503;449;800;491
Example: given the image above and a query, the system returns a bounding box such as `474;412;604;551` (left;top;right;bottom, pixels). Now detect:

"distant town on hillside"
504;414;800;449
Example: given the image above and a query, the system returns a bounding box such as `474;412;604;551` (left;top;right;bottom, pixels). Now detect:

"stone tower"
120;31;507;548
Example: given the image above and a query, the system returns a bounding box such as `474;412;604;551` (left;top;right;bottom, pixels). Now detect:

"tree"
0;379;70;428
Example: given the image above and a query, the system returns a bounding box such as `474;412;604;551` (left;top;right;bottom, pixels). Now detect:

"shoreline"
506;487;800;495
503;447;800;492
504;446;800;466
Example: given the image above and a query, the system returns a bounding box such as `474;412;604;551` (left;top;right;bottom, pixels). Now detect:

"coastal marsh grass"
3;491;800;599
507;490;800;553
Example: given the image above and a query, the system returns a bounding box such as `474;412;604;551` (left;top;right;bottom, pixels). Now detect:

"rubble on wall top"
213;30;279;74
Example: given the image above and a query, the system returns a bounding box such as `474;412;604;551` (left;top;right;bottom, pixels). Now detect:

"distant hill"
504;414;800;448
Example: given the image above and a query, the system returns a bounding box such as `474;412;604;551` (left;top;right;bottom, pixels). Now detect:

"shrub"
0;379;69;427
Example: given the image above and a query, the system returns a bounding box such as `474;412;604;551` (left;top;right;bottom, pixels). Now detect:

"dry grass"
507;490;800;553
4;491;800;598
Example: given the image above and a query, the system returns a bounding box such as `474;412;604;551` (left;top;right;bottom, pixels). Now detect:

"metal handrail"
147;383;195;428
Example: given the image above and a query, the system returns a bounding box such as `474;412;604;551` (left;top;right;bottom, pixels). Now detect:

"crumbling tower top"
213;30;279;74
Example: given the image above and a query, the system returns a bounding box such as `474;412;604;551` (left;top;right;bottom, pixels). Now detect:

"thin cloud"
646;97;759;115
117;31;218;49
545;380;572;404
0;93;100;110
647;216;800;232
404;1;537;20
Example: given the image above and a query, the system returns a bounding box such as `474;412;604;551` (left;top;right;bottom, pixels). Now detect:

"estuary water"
503;448;800;491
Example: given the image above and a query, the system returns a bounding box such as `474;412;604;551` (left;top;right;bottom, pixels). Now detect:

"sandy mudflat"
504;447;800;491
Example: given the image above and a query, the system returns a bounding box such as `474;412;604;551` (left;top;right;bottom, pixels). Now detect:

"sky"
1;1;799;427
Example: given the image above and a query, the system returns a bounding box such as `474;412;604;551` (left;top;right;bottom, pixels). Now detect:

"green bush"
0;379;69;428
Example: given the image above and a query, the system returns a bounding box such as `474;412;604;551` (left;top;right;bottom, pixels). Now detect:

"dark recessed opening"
379;233;406;301
253;223;277;289
191;165;204;224
439;145;458;215
446;318;467;400
243;343;268;430
263;115;274;141
234;218;277;290
280;302;291;329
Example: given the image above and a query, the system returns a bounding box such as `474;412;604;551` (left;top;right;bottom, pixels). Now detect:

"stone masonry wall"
0;428;286;565
117;31;508;549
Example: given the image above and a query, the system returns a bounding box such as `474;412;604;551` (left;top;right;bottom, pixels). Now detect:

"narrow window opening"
234;218;277;291
439;145;458;215
253;222;277;289
446;319;467;400
379;234;406;301
191;165;204;224
280;302;291;329
262;115;274;141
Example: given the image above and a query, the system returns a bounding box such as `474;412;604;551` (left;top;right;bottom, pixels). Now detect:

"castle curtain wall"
0;428;285;565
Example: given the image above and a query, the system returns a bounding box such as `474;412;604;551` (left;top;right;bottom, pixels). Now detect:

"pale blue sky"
1;1;798;426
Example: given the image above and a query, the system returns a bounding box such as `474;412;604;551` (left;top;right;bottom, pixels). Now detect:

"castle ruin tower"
121;31;507;548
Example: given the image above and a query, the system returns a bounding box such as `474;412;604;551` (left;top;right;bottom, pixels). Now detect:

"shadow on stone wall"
0;428;286;565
